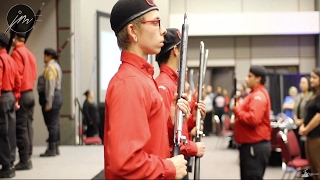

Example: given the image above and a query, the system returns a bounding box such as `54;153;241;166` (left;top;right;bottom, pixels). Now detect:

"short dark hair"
0;42;6;49
155;44;180;67
260;76;266;85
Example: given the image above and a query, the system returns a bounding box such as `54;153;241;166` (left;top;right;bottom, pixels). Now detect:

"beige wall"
0;0;57;145
170;0;315;13
170;0;317;82
187;35;316;82
72;0;171;101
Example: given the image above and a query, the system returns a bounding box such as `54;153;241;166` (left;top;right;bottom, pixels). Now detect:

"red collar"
251;84;265;92
0;49;7;54
121;51;154;77
160;64;178;84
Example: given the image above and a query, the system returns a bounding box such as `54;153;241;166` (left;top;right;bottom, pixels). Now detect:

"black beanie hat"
0;33;9;47
249;65;267;77
44;48;58;59
110;0;158;35
156;28;181;59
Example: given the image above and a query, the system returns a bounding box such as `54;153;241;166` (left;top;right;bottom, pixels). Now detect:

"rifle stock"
173;13;189;157
57;32;74;60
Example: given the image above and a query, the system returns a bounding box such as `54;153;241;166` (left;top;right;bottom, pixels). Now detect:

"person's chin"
149;47;161;55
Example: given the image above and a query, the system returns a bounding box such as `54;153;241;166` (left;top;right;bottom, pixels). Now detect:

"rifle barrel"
25;2;45;42
173;13;189;156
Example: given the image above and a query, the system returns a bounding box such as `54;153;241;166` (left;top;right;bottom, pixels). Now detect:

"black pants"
293;128;306;159
39;91;63;143
86;124;98;137
239;141;271;180
0;92;16;166
16;90;35;163
203;111;212;136
215;111;224;133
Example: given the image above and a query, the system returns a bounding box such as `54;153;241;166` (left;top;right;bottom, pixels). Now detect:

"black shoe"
40;142;57;157
15;161;33;170
0;165;15;178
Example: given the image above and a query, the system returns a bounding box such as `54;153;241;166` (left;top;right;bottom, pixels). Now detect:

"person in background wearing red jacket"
155;28;206;180
232;65;271;180
10;32;37;171
223;88;230;115
104;0;191;179
0;33;21;178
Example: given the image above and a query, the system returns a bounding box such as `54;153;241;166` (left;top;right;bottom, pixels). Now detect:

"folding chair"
277;130;309;179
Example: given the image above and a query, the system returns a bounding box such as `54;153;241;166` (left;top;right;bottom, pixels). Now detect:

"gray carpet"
92;135;285;179
10;136;285;179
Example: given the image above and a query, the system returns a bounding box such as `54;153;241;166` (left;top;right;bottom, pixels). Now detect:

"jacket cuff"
163;159;176;179
46;101;53;107
181;141;198;157
233;107;239;114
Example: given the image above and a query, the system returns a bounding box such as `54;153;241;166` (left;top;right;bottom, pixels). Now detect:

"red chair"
79;126;102;145
277;130;309;179
271;127;281;150
215;115;234;149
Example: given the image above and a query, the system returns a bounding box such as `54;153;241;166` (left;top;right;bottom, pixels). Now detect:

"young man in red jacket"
10;32;37;170
0;33;21;178
155;28;206;180
233;65;271;180
104;0;191;179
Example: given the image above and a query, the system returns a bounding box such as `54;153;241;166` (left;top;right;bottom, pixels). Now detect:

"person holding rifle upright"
10;32;37;171
232;65;272;180
37;48;63;157
155;28;206;180
104;0;190;179
0;33;21;179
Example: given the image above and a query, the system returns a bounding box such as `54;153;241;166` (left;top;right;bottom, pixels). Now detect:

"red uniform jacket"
155;64;198;157
233;84;272;144
11;43;37;92
0;49;21;102
104;52;175;179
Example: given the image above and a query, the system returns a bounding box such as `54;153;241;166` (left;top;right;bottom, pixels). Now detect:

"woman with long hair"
293;76;312;158
299;67;320;180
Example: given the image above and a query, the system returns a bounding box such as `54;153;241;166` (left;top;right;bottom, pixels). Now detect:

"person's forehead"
143;10;160;19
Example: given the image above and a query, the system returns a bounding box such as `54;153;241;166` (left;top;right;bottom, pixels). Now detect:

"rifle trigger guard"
181;135;188;146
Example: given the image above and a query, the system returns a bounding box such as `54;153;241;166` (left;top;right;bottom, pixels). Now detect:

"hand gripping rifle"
173;13;189;157
194;42;208;180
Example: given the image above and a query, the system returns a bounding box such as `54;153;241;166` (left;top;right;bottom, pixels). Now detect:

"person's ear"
127;24;138;42
173;46;179;56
